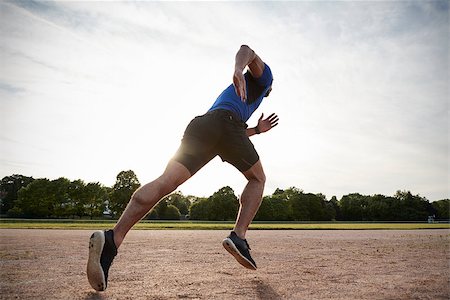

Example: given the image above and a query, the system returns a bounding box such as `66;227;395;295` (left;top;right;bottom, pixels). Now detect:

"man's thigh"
218;120;260;173
172;114;221;175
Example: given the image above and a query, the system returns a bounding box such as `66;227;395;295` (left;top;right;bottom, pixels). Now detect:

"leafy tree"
285;187;310;221
151;198;182;220
339;193;370;221
14;178;55;218
366;194;391;221
10;177;87;218
329;196;340;220
146;208;159;220
338;191;432;221
4;172;443;222
9;177;109;219
154;198;168;217
272;188;285;195
84;182;109;219
164;205;181;220
189;197;209;220
151;192;187;220
255;195;291;221
189;187;238;221
6;206;23;218
432;199;450;219
256;187;334;221
67;179;87;218
109;170;140;217
254;196;271;221
0;175;34;214
164;191;191;216
306;193;327;221
394;190;431;221
324;199;337;221
288;191;333;221
51;177;71;218
208;186;239;221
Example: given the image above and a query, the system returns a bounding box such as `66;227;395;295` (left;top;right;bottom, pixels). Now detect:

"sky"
1;0;448;201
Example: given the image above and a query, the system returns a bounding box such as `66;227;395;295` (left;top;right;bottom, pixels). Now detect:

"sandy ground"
0;229;449;300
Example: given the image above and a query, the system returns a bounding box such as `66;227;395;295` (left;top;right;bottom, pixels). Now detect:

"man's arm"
246;113;279;137
233;45;265;102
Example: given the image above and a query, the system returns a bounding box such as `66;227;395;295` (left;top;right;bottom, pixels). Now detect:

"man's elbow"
240;45;254;53
239;45;256;60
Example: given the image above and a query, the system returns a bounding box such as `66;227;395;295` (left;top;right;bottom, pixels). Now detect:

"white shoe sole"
222;238;257;270
87;231;106;291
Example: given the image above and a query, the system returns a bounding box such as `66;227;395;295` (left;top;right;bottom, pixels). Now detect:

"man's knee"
243;161;266;184
156;176;179;196
130;178;175;206
253;170;266;184
131;189;147;206
131;160;191;205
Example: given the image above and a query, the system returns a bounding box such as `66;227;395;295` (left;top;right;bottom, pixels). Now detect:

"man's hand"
233;45;264;102
256;113;279;133
233;69;247;102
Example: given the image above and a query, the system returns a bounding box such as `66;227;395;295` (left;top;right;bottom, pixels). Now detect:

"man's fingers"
238;75;247;101
265;113;278;121
269;114;279;128
260;112;279;130
233;85;240;98
269;115;279;122
267;113;276;120
233;73;247;101
269;116;279;125
238;87;246;102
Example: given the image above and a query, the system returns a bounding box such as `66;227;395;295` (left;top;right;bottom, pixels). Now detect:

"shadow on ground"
84;291;106;300
253;279;282;300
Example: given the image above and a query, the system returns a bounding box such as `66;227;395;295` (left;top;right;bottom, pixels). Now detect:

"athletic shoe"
87;230;117;291
222;231;257;270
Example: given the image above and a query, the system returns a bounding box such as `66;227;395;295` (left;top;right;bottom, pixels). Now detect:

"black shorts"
173;109;259;175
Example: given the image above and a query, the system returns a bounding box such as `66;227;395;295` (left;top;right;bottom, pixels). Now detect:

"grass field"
0;219;449;230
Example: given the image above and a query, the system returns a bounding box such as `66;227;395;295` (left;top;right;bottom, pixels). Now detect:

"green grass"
0;219;449;230
249;223;450;230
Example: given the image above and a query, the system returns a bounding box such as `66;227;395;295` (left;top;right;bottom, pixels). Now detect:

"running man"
87;45;279;291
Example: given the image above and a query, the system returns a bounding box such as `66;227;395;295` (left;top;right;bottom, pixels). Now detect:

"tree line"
1;172;449;221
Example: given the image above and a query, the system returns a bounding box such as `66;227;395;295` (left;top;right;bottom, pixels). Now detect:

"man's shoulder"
258;64;273;86
246;64;272;87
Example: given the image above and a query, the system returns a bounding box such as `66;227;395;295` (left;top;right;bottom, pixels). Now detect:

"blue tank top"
208;64;273;122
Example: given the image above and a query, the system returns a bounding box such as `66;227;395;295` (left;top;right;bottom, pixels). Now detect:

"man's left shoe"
87;230;117;291
222;231;257;270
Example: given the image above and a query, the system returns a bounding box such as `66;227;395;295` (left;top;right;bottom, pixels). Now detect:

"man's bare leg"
222;160;265;270
113;160;191;248
233;160;266;239
88;160;191;291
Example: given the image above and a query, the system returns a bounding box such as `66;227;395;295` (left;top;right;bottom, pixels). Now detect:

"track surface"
1;229;449;299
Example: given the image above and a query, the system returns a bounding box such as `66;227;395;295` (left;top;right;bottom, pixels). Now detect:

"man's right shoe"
222;231;257;270
87;230;117;291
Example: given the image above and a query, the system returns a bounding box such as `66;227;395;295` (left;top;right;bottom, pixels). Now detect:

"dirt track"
0;229;449;300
